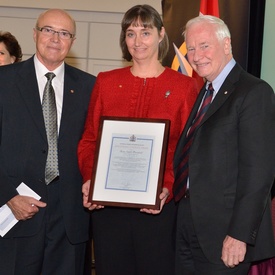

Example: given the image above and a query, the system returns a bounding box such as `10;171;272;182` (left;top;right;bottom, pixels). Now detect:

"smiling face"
0;42;15;65
33;9;76;71
186;22;232;82
125;21;164;63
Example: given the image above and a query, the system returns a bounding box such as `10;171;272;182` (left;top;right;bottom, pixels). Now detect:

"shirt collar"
210;58;236;93
34;54;64;83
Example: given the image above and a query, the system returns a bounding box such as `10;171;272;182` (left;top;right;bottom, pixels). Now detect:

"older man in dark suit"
174;15;275;274
0;9;96;275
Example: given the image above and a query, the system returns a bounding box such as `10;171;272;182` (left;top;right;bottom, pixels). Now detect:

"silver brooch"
165;90;171;98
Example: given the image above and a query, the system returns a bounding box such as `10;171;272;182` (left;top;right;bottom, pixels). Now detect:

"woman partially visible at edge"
78;4;198;275
0;31;22;65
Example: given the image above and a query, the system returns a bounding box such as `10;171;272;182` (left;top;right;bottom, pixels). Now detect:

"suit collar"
185;63;243;131
58;64;81;139
16;59;83;141
204;63;243;121
16;57;47;141
175;63;243;165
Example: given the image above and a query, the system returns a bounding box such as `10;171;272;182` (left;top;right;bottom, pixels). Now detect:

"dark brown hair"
120;4;169;62
0;31;22;63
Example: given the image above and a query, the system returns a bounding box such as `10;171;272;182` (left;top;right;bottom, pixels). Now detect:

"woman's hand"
140;187;169;215
82;180;104;210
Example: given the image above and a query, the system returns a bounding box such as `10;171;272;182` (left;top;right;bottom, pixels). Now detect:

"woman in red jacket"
78;4;198;275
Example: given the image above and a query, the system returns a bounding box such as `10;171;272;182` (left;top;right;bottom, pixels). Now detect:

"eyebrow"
126;26;152;31
198;41;208;45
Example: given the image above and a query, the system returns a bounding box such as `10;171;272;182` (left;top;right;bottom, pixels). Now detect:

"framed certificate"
89;116;170;209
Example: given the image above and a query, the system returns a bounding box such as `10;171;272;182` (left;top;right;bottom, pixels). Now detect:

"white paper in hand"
0;182;41;236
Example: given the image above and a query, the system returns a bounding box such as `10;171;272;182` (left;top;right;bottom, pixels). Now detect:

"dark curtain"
247;0;266;77
162;0;266;77
161;0;199;69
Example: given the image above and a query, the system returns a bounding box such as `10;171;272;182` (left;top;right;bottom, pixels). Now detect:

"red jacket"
78;66;198;202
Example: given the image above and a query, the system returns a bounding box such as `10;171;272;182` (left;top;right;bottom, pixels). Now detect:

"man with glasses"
0;9;96;274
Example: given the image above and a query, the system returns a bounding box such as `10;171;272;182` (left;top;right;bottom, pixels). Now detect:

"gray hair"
184;15;231;41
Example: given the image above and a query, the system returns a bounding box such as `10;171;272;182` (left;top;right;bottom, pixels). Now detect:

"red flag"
200;0;220;16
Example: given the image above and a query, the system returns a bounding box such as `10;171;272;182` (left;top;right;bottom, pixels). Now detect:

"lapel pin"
165;90;171;98
224;91;228;94
70;90;74;94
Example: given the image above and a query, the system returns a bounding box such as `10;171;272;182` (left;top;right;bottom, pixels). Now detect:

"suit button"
42;149;46;154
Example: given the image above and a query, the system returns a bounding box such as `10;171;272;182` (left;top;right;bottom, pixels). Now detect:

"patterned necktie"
42;72;59;184
173;83;214;201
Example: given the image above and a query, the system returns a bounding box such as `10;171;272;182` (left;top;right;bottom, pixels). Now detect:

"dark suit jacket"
174;63;275;263
0;56;96;244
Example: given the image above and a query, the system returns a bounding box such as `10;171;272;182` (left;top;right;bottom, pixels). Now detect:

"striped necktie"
173;83;214;202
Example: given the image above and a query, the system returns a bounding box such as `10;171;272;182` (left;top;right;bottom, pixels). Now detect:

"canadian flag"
200;0;219;16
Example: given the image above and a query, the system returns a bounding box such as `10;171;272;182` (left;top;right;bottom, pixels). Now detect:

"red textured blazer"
78;66;198;202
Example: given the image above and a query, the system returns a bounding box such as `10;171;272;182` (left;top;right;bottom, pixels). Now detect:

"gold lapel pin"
70;90;74;94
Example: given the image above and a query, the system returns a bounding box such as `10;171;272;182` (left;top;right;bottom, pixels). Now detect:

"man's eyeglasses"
36;27;75;40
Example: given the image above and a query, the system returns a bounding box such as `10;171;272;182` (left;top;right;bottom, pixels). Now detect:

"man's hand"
7;195;47;220
221;235;247;268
